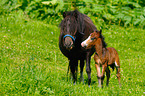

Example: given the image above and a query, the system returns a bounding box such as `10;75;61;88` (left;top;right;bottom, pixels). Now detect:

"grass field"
0;11;145;95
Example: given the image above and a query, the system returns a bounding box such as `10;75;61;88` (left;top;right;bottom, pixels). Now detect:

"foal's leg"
80;59;85;83
69;59;78;84
115;60;121;87
100;64;107;88
106;67;110;86
95;64;101;87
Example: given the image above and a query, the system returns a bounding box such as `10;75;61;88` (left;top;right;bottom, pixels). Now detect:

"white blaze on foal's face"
81;36;93;48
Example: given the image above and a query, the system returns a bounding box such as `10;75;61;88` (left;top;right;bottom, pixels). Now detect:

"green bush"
0;0;145;28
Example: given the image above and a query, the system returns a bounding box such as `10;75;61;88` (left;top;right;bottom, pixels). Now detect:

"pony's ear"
63;12;66;18
73;10;78;19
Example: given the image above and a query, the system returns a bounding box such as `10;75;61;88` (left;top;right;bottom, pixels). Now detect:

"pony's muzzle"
64;37;74;50
65;43;73;50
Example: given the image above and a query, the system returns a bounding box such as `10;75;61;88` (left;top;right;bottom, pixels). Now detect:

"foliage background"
0;0;145;95
0;0;145;28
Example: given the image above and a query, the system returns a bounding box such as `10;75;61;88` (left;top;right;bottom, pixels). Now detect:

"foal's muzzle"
81;42;87;48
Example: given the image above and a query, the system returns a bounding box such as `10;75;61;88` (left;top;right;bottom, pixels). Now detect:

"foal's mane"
97;30;107;48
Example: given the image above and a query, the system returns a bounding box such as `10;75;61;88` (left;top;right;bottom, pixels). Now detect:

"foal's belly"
107;48;116;65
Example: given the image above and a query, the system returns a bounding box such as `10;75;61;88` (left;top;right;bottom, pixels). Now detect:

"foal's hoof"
119;84;122;87
98;85;103;88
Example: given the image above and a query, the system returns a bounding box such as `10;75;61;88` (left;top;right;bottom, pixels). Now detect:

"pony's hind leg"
115;61;121;87
106;67;110;86
67;64;70;81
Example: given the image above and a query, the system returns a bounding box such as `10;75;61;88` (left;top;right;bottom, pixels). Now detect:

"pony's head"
81;30;102;49
60;10;84;50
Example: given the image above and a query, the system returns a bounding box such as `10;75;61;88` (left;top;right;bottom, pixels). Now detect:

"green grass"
0;10;145;96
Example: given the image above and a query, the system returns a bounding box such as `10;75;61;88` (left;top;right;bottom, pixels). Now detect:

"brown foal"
81;30;121;87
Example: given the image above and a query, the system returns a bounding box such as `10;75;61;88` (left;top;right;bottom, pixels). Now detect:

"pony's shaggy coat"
59;10;98;85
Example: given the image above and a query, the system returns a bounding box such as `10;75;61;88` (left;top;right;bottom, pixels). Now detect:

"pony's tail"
67;64;70;75
66;63;70;81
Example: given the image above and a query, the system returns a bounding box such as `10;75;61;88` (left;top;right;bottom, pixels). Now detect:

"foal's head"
81;30;102;49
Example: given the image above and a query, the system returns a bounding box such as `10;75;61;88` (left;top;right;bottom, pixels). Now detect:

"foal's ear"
97;30;102;36
63;12;66;18
100;30;102;34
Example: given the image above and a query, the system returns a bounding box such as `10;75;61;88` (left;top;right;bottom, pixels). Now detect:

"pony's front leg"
80;59;85;83
69;59;78;85
86;53;91;86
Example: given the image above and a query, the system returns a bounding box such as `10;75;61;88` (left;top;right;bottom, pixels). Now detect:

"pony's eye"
91;37;96;40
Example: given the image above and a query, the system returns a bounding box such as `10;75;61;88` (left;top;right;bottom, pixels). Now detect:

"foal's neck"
94;38;106;59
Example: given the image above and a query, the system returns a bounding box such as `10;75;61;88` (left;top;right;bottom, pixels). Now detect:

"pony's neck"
94;38;105;59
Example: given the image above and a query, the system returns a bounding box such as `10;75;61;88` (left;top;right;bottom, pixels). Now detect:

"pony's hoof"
80;78;84;84
73;82;76;85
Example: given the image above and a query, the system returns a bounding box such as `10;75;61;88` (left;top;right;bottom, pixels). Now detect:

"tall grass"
0;11;145;95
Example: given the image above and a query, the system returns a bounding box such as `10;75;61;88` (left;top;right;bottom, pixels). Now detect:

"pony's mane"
59;10;97;34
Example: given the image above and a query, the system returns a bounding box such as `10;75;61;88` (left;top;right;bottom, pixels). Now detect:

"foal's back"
107;47;120;66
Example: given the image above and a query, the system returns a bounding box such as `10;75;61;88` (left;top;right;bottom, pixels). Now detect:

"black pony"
59;10;97;85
